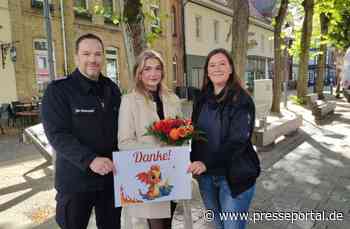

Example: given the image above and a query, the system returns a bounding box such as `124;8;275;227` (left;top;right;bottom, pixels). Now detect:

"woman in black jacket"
188;48;260;229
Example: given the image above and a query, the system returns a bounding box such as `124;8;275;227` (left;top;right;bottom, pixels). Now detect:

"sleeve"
117;95;139;150
41;83;97;172
205;104;255;170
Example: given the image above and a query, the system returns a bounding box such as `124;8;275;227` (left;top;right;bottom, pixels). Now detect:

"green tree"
94;0;164;81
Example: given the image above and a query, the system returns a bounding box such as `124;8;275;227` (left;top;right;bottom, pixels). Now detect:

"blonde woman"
118;50;182;229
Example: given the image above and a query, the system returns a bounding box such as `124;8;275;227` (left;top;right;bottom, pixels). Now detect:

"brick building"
7;0;178;102
0;0;17;103
7;0;130;101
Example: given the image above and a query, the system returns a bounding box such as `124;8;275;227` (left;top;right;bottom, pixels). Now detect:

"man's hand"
187;161;207;175
89;157;116;176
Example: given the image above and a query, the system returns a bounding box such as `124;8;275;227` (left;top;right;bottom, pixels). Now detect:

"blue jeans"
197;175;255;229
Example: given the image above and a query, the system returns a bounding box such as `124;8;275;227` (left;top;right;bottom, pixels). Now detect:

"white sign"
113;146;192;207
254;79;273;120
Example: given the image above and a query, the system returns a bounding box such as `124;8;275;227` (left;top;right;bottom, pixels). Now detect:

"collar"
72;68;106;95
133;89;171;103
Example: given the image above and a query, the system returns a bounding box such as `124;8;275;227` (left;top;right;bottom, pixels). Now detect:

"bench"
344;89;350;102
23;124;55;175
312;101;336;121
305;93;318;109
253;113;303;147
305;93;336;121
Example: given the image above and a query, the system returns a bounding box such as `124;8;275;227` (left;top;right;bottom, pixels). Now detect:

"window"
150;5;161;33
269;37;273;52
226;23;232;42
195;16;202;39
106;47;120;85
190;68;204;88
172;56;177;82
261;34;265;52
33;39;56;93
31;0;53;9
213;0;228;5
74;0;88;9
33;0;52;3
171;6;177;36
103;0;113;9
214;20;219;43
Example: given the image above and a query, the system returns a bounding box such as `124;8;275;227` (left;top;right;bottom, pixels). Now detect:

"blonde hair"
133;49;170;99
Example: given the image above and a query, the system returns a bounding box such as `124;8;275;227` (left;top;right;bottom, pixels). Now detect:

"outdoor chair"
0;103;11;133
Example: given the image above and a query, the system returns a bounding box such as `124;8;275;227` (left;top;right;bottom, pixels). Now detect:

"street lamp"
283;22;293;108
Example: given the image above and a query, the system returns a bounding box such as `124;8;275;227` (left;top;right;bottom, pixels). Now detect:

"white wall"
247;23;274;58
185;2;274;60
0;1;18;103
185;2;232;56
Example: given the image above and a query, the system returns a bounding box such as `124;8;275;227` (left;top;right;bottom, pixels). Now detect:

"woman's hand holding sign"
188;161;207;175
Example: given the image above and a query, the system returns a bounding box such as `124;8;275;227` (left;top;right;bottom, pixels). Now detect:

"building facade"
142;0;180;90
169;0;185;91
7;0;132;101
184;0;275;90
307;48;336;87
7;0;130;101
245;0;274;90
0;0;17;103
184;0;232;89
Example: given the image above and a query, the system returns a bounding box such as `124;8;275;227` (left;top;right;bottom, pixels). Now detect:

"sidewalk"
249;96;350;229
0;96;349;228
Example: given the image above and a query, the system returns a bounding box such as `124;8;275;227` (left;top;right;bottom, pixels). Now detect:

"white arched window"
172;56;177;83
33;39;56;92
105;47;120;85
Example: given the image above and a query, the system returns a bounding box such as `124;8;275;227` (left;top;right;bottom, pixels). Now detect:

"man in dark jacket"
41;33;122;229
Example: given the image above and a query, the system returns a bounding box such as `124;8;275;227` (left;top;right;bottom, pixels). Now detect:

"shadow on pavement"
0;167;53;212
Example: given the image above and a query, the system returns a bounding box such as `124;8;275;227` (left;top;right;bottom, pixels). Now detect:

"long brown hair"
133;49;169;99
202;48;244;102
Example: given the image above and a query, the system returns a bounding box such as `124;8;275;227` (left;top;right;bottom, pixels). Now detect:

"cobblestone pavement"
0;96;349;229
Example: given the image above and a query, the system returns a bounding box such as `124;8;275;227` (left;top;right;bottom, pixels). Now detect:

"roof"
249;0;272;24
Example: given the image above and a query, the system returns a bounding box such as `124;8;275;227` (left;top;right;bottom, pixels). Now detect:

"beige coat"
118;89;182;219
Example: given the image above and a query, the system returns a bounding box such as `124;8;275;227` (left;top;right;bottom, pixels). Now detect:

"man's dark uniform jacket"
41;69;121;193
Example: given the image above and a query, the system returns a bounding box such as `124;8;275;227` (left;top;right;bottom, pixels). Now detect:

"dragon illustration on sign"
136;164;174;200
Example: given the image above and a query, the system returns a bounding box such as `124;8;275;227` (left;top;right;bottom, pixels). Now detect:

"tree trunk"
231;0;249;81
118;0;147;82
297;0;314;102
271;0;289;113
315;12;329;99
334;48;345;98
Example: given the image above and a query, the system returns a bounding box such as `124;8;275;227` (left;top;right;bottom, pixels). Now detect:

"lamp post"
283;23;293;108
43;0;55;82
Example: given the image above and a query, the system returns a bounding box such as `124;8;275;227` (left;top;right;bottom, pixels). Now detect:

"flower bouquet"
144;118;198;146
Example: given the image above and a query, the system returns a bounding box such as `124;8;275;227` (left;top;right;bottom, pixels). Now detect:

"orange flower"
169;128;180;141
177;127;187;138
145;118;200;145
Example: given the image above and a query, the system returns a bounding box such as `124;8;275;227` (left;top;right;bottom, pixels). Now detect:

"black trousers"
55;189;122;229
